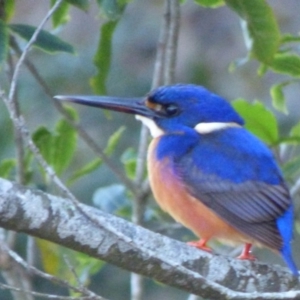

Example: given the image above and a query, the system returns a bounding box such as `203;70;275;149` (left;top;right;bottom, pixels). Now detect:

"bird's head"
55;84;244;137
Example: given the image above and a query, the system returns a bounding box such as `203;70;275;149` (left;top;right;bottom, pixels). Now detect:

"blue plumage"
277;206;298;275
156;127;282;184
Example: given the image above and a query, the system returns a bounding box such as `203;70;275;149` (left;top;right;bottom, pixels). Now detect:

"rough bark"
0;177;299;300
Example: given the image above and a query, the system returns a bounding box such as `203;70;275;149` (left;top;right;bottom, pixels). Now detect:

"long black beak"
54;95;157;118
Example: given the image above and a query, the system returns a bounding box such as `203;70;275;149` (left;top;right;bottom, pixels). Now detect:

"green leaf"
0;159;16;178
232;99;278;145
290;121;300;138
68;158;102;184
281;34;300;44
225;0;280;64
51;0;70;28
52;107;78;175
0;20;9;67
90;21;118;94
66;0;90;11
96;0;127;20
194;0;224;7
269;53;300;77
257;63;268;76
270;82;288;114
37;239;62;276
121;147;137;179
24;151;34;184
277;137;300;146
32;126;53;165
69;251;104;287
33;107;78;177
68;126;124;184
51;0;88;28
0;0;15;22
9;24;75;54
104;126;125;155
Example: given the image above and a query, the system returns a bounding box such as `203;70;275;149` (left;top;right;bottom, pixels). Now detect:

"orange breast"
147;137;254;246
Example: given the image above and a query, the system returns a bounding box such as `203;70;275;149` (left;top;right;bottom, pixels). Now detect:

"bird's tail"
277;205;298;276
277;205;299;277
281;246;298;276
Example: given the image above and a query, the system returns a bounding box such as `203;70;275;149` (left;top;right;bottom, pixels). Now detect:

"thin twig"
63;255;83;289
0;283;104;300
0;233;33;300
9;37;136;194
7;249;103;299
291;177;300;198
3;0;75;200
2;93;76;201
130;1;181;300
3;89;116;246
2;77;99;300
8;0;63;102
7;52;26;185
164;0;180;84
1;2;96;281
2;3;66;300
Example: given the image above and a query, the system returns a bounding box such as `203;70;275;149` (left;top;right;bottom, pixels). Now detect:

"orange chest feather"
147;138;252;244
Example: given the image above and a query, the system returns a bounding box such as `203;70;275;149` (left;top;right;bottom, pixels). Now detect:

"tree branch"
0;178;299;300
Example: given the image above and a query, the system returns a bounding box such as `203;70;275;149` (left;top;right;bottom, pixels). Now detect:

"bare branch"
164;0;180;85
4;249;104;300
8;0;63;102
0;177;299;300
130;1;181;298
9;37;137;195
0;282;104;300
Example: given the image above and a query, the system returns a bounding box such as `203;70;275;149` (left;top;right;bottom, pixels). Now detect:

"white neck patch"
195;122;241;134
135;115;164;138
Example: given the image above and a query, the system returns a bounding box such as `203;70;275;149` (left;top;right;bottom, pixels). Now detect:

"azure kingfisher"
55;84;298;275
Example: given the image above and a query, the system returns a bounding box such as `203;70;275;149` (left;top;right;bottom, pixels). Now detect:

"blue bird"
55;84;298;275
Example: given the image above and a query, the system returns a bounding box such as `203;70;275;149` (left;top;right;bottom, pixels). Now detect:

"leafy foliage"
270;82;289;114
0;159;16;179
121;147;137;180
0;20;9;68
97;0;128;20
51;0;70;28
225;0;280;64
232;99;278;146
32;107;78;180
90;21;118;95
194;0;224;7
0;0;15;22
270;53;300;77
69;126;125;184
9;24;75;54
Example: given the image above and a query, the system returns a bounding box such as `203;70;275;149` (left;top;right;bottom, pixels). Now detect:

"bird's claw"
187;240;212;253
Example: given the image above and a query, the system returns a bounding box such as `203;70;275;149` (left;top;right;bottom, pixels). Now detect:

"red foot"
237;243;256;261
187;239;212;253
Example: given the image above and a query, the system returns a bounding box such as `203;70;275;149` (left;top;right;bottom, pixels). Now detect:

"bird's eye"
165;104;179;116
